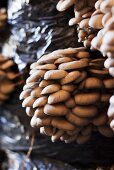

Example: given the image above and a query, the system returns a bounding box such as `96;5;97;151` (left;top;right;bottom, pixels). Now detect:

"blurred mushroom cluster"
0;8;7;31
0;55;23;103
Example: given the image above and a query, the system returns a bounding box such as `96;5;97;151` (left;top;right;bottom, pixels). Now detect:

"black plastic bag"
5;0;79;68
0;0;7;8
0;149;76;170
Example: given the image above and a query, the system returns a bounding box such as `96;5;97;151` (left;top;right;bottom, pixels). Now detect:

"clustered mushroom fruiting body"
56;0;114;75
57;0;114;133
92;0;114;76
69;0;104;49
90;0;114;131
20;47;114;144
0;8;7;31
0;55;22;103
57;0;104;48
56;0;97;12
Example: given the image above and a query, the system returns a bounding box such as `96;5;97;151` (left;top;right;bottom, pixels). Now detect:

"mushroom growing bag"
1;0;114;167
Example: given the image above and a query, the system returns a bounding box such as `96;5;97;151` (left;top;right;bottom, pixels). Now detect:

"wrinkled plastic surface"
31;156;75;170
0;150;75;170
0;149;36;170
0;106;32;151
7;150;36;170
4;0;79;69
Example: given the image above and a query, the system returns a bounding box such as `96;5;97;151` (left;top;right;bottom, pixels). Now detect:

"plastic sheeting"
0;150;75;170
2;0;79;69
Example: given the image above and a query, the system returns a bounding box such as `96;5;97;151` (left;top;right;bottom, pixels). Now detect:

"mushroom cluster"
0;8;7;31
0;55;22;103
56;0;97;12
69;0;104;48
57;0;114;133
91;0;114;132
92;0;114;76
57;0;114;60
20;48;114;144
57;0;104;48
